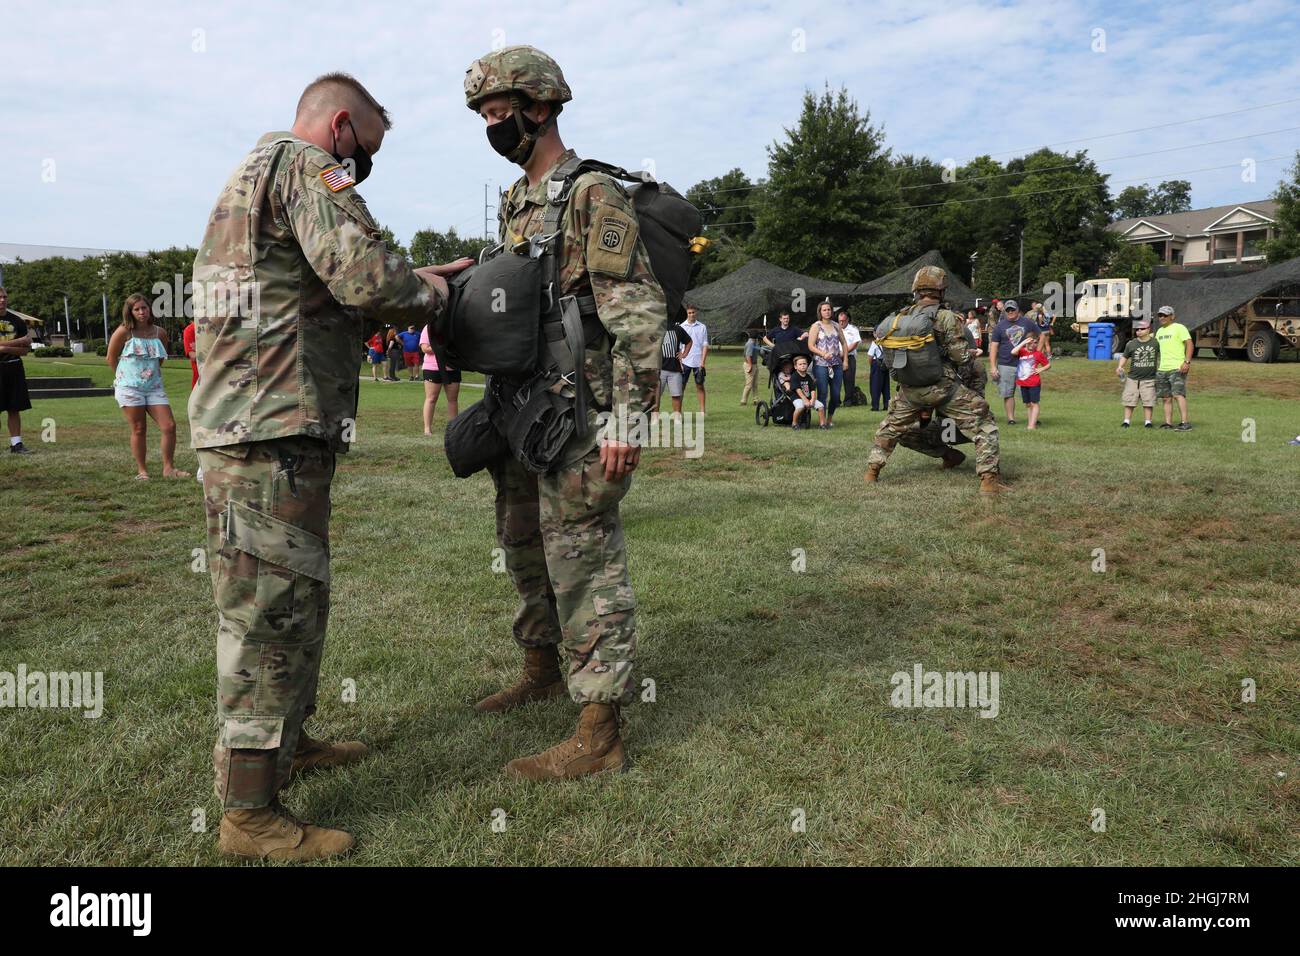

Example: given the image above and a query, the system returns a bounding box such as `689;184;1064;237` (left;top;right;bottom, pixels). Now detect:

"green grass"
2;350;1297;865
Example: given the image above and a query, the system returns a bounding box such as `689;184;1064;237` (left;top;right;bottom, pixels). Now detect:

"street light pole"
99;259;110;341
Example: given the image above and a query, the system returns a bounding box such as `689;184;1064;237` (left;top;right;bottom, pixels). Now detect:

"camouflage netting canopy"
682;259;862;342
1152;255;1300;333
852;250;978;310
683;250;976;342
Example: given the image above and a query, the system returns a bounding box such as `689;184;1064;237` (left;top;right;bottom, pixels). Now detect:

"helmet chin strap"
507;93;557;165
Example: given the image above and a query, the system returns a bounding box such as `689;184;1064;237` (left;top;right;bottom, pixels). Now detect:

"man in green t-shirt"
1153;305;1193;431
1116;318;1159;427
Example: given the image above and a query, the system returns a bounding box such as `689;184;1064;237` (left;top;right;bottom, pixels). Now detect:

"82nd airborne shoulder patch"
598;214;630;254
587;208;638;278
320;164;355;193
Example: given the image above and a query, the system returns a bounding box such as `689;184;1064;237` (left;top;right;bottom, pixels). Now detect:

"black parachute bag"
440;252;543;377
443;397;509;478
551;160;703;323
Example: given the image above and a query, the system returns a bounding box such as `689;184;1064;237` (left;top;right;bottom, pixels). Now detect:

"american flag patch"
320;164;355;192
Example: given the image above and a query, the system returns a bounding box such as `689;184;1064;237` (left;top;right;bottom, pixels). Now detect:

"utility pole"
1018;230;1025;295
484;182;492;241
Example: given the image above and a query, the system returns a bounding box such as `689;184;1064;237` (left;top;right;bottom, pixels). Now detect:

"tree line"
4;86;1298;333
685;86;1300;301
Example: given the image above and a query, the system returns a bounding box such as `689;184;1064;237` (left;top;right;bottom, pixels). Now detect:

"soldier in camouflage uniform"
463;46;665;779
896;324;988;470
192;72;455;860
864;266;1010;494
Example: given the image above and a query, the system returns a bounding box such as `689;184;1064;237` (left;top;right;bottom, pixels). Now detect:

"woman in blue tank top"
106;293;190;479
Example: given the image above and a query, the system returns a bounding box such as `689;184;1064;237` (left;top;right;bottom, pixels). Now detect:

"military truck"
1189;290;1300;362
1069;270;1300;362
1067;277;1147;354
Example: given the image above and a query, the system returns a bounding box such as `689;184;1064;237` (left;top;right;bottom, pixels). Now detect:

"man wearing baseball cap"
988;299;1037;424
1116;318;1158;427
1153;305;1193;430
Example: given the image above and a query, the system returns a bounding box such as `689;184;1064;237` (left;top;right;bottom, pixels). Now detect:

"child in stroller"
755;338;814;427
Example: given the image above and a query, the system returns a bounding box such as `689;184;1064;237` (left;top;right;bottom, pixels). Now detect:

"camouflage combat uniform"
490;149;665;706
191;132;444;808
896;327;988;461
867;305;1000;476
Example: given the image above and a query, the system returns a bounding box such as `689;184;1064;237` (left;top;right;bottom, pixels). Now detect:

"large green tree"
747;87;896;282
1263;151;1300;264
1007;149;1113;283
2;248;198;342
686;169;757;287
1114;179;1193;220
971;243;1018;300
409;226;491;267
1105;241;1160;283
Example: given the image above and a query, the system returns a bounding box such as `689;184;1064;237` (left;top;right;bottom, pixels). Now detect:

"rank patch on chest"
320;164;355;193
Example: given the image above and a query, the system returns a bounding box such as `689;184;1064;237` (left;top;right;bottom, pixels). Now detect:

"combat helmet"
465;45;570;164
464;45;572;112
912;265;947;297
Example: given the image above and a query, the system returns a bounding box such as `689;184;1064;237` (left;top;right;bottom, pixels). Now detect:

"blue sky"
4;0;1299;252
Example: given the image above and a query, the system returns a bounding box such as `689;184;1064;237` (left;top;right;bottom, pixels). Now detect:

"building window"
1242;229;1267;259
1213;235;1237;261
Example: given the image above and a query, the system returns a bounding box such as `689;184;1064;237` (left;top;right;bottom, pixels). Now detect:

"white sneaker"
196;467;205;484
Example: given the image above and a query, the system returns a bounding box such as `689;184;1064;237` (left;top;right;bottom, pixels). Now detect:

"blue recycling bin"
1087;322;1115;360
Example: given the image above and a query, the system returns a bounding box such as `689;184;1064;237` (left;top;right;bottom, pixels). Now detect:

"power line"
897;125;1300;191
890;156;1290;212
695;96;1300;195
951;95;1300;164
695;155;1288;226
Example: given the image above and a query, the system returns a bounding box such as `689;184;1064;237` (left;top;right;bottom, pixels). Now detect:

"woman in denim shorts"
107;293;189;479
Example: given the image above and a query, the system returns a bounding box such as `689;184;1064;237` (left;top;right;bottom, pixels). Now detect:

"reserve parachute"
438;158;703;476
874;303;947;388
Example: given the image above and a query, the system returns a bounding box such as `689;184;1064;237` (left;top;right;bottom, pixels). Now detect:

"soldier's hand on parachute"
600;440;640;482
417;258;476;277
413;268;452;303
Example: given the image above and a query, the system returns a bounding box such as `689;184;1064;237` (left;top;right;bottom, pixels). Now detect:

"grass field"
2;349;1297;866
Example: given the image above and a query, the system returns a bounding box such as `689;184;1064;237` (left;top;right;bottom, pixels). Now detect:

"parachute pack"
874;303;947;388
440;158;703;477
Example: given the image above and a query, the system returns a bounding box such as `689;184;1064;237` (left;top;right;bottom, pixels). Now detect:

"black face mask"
486;105;544;164
332;118;373;184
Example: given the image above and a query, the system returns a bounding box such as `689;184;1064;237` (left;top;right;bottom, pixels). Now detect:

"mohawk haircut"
296;72;392;130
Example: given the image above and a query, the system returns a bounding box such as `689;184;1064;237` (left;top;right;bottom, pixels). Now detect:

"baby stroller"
755;338;813;427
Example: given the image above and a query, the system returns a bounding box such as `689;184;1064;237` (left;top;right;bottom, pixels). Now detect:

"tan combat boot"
218;802;354;862
475;645;567;714
291;731;370;776
979;471;1011;494
863;462;883;483
504;702;625;780
941;449;966;469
